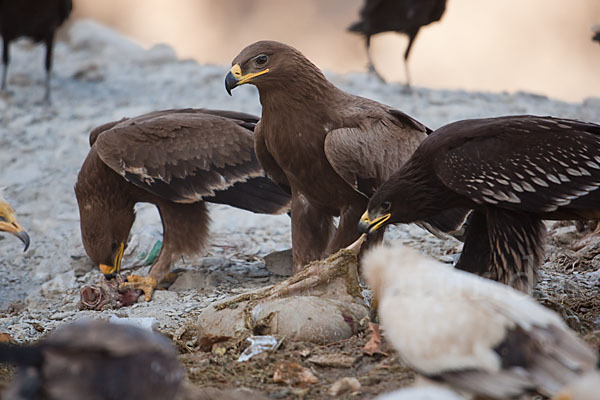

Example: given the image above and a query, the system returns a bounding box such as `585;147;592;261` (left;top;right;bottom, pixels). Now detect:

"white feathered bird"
362;245;599;399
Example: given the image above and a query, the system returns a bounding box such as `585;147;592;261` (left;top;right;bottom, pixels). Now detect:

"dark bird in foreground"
75;109;291;301
348;0;447;86
360;115;600;292
593;25;600;44
0;320;185;400
225;40;467;273
363;245;600;399
0;0;73;101
0;195;30;251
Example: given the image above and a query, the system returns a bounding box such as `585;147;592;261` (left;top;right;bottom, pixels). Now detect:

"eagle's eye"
381;201;391;212
255;54;268;66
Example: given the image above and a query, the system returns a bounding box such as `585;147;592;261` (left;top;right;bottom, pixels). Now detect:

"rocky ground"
0;20;599;399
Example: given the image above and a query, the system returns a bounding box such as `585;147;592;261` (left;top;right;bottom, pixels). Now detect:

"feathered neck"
256;57;340;116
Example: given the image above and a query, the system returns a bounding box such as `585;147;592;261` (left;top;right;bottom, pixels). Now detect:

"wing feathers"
92;109;275;203
434;116;600;214
324;110;426;196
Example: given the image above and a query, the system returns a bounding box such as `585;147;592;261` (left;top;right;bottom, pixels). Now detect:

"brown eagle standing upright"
225;41;466;272
75;109;290;300
0;0;73;101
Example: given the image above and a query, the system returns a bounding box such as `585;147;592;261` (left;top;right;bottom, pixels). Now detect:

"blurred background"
70;0;600;102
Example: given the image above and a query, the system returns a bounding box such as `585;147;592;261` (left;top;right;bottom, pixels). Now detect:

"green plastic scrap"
142;240;162;265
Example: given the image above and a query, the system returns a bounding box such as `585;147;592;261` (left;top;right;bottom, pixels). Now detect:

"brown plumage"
0;194;30;251
363;245;599;399
360;115;600;292
0;0;72;101
0;320;185;400
225;40;466;272
348;0;447;85
75;108;291;300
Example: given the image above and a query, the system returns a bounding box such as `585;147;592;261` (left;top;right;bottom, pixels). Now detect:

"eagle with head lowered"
361;115;600;292
75;108;290;300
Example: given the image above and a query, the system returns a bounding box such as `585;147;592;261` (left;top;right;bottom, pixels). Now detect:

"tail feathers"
205;176;291;215
0;344;43;367
419;208;471;241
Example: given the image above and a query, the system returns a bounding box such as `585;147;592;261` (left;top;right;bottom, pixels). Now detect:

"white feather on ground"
362;245;599;399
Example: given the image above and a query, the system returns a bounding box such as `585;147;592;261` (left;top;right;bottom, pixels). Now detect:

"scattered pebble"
272;362;319;386
328;377;361;396
308;354;358;368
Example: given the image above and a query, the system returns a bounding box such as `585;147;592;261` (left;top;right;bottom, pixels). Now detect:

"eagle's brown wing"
93;109;290;213
324;106;428;197
433;116;600;214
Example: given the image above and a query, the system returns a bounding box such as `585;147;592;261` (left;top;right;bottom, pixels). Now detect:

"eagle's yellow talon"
120;275;158;302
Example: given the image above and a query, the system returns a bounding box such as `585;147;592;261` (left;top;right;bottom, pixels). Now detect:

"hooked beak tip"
18;231;30;252
358;220;371;235
225;71;239;96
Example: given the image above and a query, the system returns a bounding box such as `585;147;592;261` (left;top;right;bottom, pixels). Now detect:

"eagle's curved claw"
120;275;157;302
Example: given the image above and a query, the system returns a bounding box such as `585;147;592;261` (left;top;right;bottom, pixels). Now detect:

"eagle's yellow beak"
225;64;269;95
99;242;124;277
358;211;390;234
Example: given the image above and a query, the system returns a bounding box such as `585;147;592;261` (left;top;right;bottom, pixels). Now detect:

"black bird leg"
365;36;386;83
43;33;55;103
403;29;420;89
1;39;9;90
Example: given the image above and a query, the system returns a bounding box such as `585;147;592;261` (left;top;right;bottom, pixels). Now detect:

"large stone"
264;248;294;277
197;240;370;345
168;270;217;292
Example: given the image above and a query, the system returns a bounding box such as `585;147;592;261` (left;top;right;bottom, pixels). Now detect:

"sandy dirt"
0;20;599;399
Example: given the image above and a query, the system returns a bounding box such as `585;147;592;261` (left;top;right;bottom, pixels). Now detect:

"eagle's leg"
486;209;545;293
120;275;157;302
120;202;208;301
120;252;177;301
455;210;544;293
291;192;334;273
